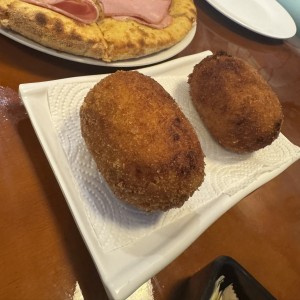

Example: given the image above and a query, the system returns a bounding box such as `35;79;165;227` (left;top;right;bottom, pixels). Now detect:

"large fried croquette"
80;71;205;212
188;52;283;153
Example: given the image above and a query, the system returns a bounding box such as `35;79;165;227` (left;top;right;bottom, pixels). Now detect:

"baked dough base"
0;0;196;62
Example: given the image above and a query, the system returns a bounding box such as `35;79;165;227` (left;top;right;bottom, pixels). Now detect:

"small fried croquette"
188;51;283;153
80;71;205;212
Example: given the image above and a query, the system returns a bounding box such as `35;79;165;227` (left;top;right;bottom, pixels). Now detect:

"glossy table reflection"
1;2;300;299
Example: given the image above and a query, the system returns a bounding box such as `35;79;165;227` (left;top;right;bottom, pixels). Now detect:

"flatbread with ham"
0;0;196;62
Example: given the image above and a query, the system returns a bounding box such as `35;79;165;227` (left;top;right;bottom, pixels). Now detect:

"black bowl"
185;256;276;300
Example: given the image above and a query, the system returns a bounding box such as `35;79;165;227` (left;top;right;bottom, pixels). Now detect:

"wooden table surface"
1;2;300;299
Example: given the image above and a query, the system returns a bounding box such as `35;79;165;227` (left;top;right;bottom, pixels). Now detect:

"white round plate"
206;0;296;39
0;23;196;67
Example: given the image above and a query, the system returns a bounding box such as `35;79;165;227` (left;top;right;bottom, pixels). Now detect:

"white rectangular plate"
19;51;300;300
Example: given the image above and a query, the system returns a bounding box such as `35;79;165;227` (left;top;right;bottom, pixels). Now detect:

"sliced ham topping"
100;0;172;26
21;0;100;24
21;0;172;28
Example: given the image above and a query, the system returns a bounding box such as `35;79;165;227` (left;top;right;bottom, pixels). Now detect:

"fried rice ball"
80;71;205;212
188;52;283;153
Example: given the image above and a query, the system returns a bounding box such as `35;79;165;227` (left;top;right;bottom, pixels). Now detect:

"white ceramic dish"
206;0;296;39
0;23;196;67
19;52;300;300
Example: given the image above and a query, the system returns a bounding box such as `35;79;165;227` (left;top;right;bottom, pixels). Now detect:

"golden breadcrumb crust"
188;52;283;153
80;71;205;212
